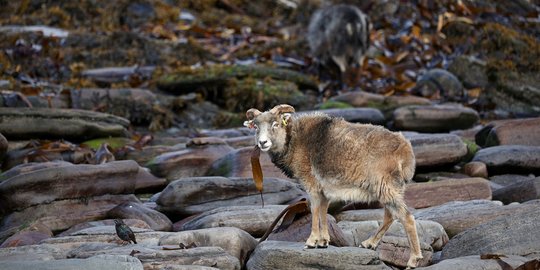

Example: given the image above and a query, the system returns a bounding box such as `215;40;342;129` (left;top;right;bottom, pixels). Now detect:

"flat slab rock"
159;227;257;264
393;104;479;132
441;203;540;260
0;107;130;141
156;177;304;215
299;108;385;125
475;117;540;147
246;241;391;270
416;255;532;270
70;244;241;270
107;202;172;231
174;205;287;237
492;177;540;204
416;200;540;239
146;137;233;180
472;145;540;174
207;147;293;181
405;133;468;167
338;220;448;251
0;194;140;243
0;160;141;213
404;178;492;209
0;255;143;270
377;236;433;268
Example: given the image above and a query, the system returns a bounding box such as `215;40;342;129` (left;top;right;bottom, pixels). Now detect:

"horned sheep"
244;104;423;269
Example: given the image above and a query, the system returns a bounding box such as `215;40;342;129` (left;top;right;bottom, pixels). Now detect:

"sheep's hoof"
360;239;377;250
406;254;422;269
316;239;329;248
304;244;317;249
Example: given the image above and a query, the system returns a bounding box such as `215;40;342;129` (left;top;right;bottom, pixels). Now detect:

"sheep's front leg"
318;194;330;248
305;191;327;248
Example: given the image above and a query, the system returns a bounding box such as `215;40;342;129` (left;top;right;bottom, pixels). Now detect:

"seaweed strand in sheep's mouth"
250;145;264;207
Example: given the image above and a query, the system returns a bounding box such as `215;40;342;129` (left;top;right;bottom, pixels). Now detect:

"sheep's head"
244;104;295;152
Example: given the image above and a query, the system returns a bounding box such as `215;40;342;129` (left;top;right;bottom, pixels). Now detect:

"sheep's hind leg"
317;194;330;248
391;201;423;269
360;206;394;249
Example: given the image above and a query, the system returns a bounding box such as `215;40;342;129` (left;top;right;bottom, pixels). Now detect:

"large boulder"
338;220;448;251
406;133;468;168
0;160;141;214
404;178;492;209
107;202;172;231
472;145;540;174
0;194;140;243
146;137;234;180
415;200;540;237
159;227;257;265
0;255;143;270
0;108;130;141
416;255;531;270
156;177;304;216
174;205;287;237
246;241;391;270
207;147;293;180
393;104;479;133
475;117;540;147
441;204;540;260
492;177;540;204
300;108;385;125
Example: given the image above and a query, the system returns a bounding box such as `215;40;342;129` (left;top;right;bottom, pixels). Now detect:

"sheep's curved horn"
246;108;262;120
269;104;295;115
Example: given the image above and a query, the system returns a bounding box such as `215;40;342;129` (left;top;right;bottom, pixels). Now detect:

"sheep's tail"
398;140;416;183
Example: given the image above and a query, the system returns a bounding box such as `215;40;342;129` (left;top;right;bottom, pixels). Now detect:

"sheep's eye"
271;121;278;129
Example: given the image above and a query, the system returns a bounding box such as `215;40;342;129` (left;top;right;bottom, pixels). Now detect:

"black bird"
308;4;370;84
114;219;137;244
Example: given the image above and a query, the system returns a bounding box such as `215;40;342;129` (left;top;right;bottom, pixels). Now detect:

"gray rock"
146;137;233;180
0;243;67;261
156;177;304;215
412;69;465;102
335;209;385;223
0;194;140;243
207;147;293;180
489;174;535;187
377;236;433;268
415;200;540;238
0;231;51;248
0;107;130;141
472;145;540;174
71;88;156;125
107;202;172;231
441;205;540;260
393;104;479;132
329;91;431;117
462;161;488;178
492;177;540;204
0;133;6;163
174;205;287;237
81;67;155;84
447;55;488;89
0;255;143;270
159;227;257;264
416;255;531;270
475;117;540;147
58;219;151;237
300;108;385;125
70;244;241;270
0;160;141;213
266;214;351;247
246;241;390;270
406;133;468;167
404;178;492;209
338;219;448;251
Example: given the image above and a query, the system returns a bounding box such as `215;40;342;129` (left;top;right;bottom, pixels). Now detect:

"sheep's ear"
244;120;255;129
280;113;292;126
